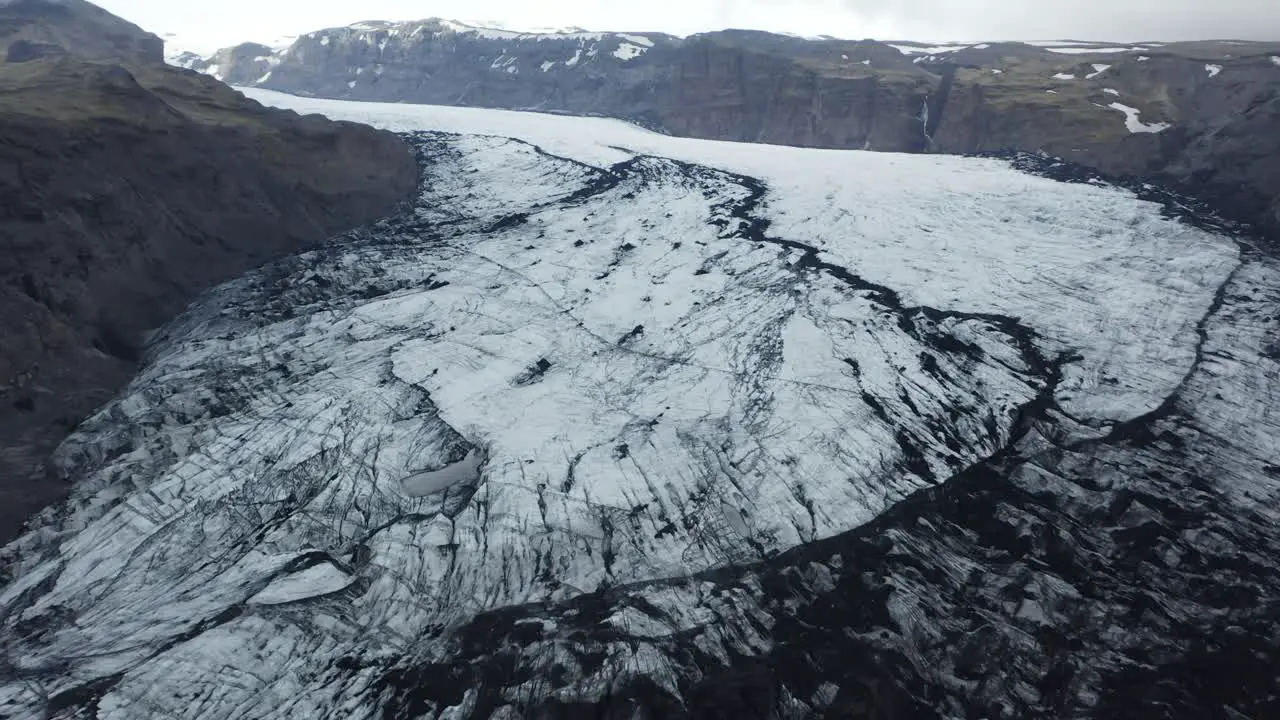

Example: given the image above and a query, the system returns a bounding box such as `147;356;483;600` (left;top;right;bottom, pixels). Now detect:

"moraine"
1;92;1276;719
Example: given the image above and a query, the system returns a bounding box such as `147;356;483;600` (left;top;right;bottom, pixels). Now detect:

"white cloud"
834;0;1280;42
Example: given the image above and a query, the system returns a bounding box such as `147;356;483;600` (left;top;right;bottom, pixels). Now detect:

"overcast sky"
94;0;1280;52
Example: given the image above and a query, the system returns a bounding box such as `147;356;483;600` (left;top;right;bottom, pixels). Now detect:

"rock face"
2;97;1276;719
1163;93;1280;231
206;22;1280;232
925;50;1280;228
0;1;419;542
219;20;935;151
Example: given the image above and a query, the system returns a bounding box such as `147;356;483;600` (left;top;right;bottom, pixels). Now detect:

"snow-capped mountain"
2;92;1276;718
185;19;1280;235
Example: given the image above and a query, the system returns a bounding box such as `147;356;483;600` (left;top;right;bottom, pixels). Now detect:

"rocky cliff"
207;21;936;152
0;0;162;62
923;46;1280;230
203;21;1280;232
0;1;419;541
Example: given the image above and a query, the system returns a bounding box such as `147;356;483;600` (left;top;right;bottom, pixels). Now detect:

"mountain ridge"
190;18;1280;234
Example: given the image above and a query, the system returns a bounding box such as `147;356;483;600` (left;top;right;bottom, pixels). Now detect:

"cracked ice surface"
0;95;1242;718
243;90;1235;423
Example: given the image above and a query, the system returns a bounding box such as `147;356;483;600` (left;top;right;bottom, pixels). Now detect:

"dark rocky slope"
0;0;161;62
1162;93;1280;231
0;2;418;541
207;22;1280;232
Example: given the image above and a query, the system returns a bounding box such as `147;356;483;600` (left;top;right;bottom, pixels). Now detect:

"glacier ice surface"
0;92;1268;719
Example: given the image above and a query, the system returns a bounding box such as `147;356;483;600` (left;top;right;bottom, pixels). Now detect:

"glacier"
1;91;1277;719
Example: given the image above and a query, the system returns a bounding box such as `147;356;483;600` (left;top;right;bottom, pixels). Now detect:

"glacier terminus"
2;92;1278;719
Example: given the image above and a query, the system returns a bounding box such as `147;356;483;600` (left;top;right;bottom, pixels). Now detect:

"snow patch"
1052;73;1076;80
1271;56;1280;66
1103;88;1120;95
1086;64;1111;79
889;43;966;55
490;55;518;71
540;60;556;72
319;35;330;46
1045;46;1146;54
618;34;654;48
1205;64;1222;77
1108;102;1171;134
612;42;647;61
438;18;604;42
